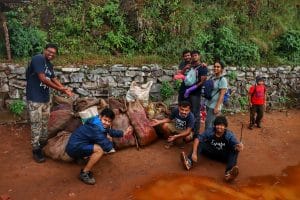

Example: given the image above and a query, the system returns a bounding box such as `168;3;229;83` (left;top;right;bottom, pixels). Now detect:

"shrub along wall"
0;63;299;112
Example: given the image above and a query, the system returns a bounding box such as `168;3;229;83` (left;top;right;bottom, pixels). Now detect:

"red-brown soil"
0;109;299;200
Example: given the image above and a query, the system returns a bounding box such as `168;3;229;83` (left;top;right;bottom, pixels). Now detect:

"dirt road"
0;109;299;200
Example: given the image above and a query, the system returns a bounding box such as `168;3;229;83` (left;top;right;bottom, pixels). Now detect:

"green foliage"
7;11;47;57
276;30;300;63
9;100;26;116
0;0;299;66
213;26;260;66
160;81;175;100
173;80;182;91
238;96;249;110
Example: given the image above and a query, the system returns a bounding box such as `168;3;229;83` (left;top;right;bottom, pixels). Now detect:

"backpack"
202;76;230;103
201;79;215;100
251;84;266;98
184;66;200;86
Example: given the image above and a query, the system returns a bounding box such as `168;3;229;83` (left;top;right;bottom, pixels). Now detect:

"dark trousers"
250;105;264;125
189;95;201;135
190;142;238;173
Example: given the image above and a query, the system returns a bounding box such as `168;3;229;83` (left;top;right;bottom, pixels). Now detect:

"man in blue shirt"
181;116;244;182
26;43;73;163
150;101;195;149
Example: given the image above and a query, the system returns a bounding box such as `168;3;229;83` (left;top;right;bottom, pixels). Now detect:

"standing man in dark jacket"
26;43;73;163
181;116;244;182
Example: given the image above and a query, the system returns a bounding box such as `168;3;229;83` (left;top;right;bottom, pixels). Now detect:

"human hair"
214;58;226;69
178;101;191;108
191;50;200;55
213;115;228;127
182;49;191;56
100;108;115;120
45;43;58;54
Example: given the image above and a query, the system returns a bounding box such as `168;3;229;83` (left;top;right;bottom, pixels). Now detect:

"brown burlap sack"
48;109;73;138
64;117;82;133
112;108;136;149
145;101;169;120
43;131;73;162
108;97;127;112
127;100;157;146
74;97;100;112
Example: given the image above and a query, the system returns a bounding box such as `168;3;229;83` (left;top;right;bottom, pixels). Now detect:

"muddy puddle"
133;164;300;200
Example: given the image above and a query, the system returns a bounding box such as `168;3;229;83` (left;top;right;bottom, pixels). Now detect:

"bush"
7;11;47;57
276;30;300;63
213;26;260;66
160;81;175;100
9;100;26;116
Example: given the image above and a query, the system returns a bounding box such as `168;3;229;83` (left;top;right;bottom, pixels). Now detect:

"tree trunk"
0;11;12;61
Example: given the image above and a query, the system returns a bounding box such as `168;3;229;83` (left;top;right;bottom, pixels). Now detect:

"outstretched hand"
124;126;133;135
235;143;244;152
149;119;159;127
62;87;74;97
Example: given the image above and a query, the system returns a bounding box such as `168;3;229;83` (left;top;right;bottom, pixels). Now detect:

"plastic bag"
126;81;153;106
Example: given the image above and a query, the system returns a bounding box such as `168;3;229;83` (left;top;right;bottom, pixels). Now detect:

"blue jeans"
189;142;238;173
189;95;201;135
205;107;216;130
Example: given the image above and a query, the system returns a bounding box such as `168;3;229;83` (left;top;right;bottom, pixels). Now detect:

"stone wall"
0;63;299;111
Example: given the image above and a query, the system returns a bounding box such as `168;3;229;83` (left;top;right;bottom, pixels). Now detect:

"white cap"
78;106;98;119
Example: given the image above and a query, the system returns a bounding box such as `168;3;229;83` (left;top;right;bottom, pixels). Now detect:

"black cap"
256;76;264;83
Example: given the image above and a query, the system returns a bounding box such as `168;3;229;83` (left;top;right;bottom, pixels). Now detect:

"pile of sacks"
44;95;169;162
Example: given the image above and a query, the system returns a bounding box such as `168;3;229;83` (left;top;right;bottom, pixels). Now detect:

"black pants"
189;95;201;135
189;142;239;173
250;105;264;126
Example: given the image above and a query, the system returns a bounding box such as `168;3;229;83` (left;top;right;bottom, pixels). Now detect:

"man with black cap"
248;76;267;129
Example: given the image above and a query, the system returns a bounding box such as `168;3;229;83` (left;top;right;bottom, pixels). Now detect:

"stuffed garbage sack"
127;100;157;146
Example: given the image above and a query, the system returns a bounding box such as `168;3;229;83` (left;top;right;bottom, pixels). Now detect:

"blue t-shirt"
26;54;55;103
206;75;228;110
169;108;195;130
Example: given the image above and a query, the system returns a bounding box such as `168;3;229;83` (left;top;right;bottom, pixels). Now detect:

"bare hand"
213;107;220;115
235;143;244;152
191;152;198;163
167;135;177;142
125;126;133;135
149;119;159;127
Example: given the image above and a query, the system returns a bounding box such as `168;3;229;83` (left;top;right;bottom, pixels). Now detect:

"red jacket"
249;84;266;105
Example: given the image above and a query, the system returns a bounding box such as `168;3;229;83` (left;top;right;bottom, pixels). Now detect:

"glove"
184;85;197;98
173;73;185;80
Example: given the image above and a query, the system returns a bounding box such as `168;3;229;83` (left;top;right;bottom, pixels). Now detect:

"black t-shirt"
26;54;55;103
169;108;195;130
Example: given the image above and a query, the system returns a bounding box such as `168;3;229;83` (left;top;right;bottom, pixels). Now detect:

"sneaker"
180;152;192;170
256;123;262;128
32;148;45;163
79;170;95;185
224;166;239;182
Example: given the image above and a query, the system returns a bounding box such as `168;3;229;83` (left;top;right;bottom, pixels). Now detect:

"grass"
0;53;176;67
